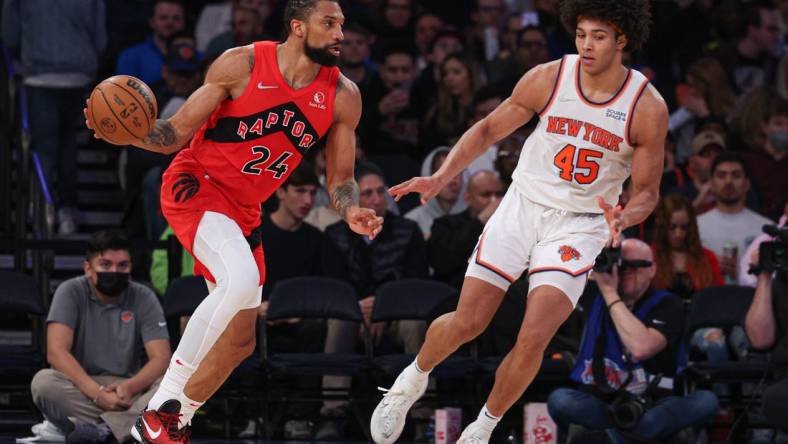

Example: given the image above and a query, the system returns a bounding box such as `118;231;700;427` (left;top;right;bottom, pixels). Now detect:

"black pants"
763;378;788;429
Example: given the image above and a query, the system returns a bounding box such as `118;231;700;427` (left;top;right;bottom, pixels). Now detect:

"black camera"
611;391;654;430
594;247;621;273
757;225;788;273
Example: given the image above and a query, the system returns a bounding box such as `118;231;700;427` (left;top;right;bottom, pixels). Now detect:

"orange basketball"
87;75;158;145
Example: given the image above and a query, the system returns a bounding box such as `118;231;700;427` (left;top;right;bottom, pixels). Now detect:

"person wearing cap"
665;130;726;214
157;36;202;119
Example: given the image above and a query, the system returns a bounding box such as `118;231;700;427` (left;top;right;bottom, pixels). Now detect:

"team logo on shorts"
171;173;200;203
558;245;581;262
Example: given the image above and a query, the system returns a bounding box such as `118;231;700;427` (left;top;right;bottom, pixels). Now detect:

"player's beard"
304;40;339;67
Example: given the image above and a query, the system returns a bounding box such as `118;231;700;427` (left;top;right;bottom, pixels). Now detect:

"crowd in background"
3;0;788;442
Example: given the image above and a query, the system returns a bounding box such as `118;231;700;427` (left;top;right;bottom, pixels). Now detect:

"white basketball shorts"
465;186;609;306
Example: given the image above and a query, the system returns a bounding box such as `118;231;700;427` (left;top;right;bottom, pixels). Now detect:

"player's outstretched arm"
615;85;668;235
325;76;384;239
389;60;560;203
132;47;252;154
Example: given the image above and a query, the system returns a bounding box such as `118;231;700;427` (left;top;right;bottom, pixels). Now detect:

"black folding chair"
0;271;46;428
261;276;369;438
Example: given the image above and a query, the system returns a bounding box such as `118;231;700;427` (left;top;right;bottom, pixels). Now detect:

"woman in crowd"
652;194;723;299
420;51;482;151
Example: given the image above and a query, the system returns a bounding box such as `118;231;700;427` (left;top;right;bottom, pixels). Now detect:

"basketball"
87;75;158;146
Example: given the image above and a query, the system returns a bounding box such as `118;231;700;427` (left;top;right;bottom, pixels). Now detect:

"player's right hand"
83;99;102;140
389;175;445;205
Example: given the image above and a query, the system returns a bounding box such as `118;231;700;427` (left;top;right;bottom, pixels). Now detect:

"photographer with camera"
744;222;788;431
547;239;719;443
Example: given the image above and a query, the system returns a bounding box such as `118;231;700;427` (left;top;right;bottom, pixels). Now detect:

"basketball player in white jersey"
370;1;667;443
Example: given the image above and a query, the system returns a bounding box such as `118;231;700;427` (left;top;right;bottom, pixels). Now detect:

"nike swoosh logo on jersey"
257;82;278;90
143;417;162;439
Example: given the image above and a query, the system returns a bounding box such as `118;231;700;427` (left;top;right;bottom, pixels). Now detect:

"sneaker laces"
375;386;412;434
157;411;185;433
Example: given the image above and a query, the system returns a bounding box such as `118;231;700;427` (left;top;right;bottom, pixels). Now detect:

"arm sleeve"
136;287;169;343
428;217;483;278
643;294;684;345
46;280;81;329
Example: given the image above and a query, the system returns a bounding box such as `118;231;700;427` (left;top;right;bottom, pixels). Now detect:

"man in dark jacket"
319;162;428;437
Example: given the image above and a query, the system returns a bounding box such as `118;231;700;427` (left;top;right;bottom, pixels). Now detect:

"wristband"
607;299;623;310
93;385;105;404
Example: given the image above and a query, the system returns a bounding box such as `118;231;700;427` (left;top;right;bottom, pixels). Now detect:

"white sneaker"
370;369;428;444
30;420;66;441
456;421;493;444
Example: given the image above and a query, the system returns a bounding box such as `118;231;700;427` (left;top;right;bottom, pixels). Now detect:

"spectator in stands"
421;52;482;151
413;12;444;71
468;0;506;62
339;21;375;90
714;0;781;94
205;5;269;60
464;86;505;175
739;199;788;287
742;95;788;219
698;152;773;283
499;12;525;56
259;165;324;304
405;147;466;238
429;170;503;288
150;225;195;296
412;28;466;110
669;57;735;163
494;128;530;189
547;239;718;443
319;162;428;438
2;0;107;236
372;0;416;61
30;230;170;443
665;130;726;214
744;248;788;433
652;195;723;300
488;25;551;92
359;45;423;159
116;0;185;85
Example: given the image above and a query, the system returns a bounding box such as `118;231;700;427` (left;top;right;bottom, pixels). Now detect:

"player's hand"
597;197;623;247
389;175;446;205
346;206;384;240
83;99;103;140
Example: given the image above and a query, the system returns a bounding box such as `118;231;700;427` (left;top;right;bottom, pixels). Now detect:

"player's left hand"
598;197;624;247
346;206;384;240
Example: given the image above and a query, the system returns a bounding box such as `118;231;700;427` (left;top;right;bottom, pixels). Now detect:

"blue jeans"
547;387;719;444
26;86;86;207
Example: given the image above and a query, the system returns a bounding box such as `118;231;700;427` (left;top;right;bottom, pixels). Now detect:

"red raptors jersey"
175;41;339;205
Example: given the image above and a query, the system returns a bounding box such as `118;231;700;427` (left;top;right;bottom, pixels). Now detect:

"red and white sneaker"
131;400;192;443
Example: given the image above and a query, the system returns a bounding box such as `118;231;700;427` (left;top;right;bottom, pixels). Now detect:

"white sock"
148;354;197;411
476;404;501;433
177;393;204;428
412;358;431;375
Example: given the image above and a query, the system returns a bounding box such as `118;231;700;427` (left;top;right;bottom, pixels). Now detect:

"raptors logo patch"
558;245;581;262
171;173;200;203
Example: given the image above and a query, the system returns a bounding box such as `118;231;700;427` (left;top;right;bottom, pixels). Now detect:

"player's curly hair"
559;0;651;52
283;0;340;35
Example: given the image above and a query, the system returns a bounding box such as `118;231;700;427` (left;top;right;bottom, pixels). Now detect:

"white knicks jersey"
512;54;650;213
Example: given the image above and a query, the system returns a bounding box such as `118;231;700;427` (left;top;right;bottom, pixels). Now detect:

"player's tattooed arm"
331;180;360;219
139;120;178;152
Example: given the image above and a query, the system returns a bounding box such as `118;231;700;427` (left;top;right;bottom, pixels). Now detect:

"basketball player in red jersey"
84;1;380;442
371;1;668;443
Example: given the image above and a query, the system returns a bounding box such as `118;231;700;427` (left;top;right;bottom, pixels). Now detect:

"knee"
222;261;260;306
231;326;257;362
513;327;553;354
449;313;487;343
547;388;576;414
31;369;60;403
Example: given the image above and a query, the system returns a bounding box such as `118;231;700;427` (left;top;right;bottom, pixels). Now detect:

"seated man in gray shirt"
30;230;171;443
